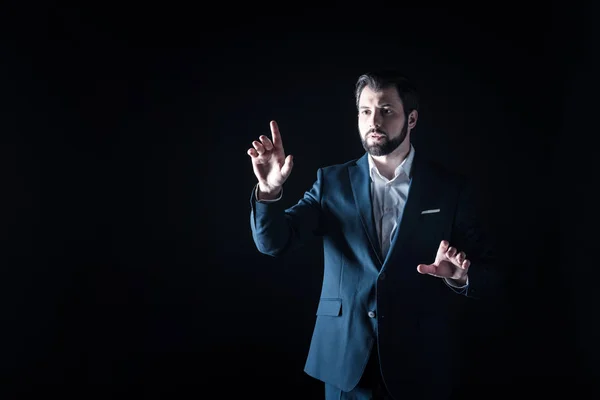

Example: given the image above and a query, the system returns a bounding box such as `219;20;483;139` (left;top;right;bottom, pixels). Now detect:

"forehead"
358;85;403;107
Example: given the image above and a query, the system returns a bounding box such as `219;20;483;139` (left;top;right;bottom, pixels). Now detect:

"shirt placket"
381;182;394;257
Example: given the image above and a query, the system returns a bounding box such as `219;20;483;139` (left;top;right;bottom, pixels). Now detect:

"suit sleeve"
451;177;506;300
249;168;325;257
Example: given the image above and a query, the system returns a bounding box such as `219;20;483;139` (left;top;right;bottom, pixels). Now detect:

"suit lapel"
349;154;384;267
383;152;436;268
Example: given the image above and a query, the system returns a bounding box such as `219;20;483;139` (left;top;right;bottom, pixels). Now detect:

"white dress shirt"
368;144;415;259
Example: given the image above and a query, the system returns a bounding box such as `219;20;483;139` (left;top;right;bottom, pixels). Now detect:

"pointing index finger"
270;120;283;149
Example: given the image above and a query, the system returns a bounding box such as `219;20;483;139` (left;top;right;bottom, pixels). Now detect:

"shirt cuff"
444;276;469;289
255;183;283;203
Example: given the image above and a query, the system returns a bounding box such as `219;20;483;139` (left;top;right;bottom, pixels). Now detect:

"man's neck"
371;143;411;180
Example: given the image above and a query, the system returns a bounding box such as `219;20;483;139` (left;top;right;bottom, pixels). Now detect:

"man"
247;71;499;399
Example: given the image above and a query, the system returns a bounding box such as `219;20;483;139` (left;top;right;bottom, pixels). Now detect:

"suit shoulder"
318;157;361;176
420;157;466;184
421;158;486;203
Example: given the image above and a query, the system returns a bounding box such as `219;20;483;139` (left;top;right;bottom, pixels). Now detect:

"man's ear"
408;110;418;129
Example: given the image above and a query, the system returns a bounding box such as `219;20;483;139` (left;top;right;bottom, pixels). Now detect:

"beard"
361;122;408;156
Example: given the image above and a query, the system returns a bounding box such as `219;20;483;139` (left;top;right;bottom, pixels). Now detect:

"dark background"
1;1;598;398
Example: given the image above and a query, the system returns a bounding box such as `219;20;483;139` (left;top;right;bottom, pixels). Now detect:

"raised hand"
416;240;470;285
247;120;294;198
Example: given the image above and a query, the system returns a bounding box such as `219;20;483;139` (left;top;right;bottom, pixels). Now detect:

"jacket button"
379;272;386;280
368;311;376;318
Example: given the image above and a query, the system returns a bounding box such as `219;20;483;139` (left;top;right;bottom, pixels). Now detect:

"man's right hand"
247;120;294;200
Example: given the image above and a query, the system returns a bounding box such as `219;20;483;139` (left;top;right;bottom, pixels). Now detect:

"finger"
247;148;258;157
270;120;283;149
438;240;449;254
446;246;457;258
455;251;466;264
461;259;471;270
417;263;437;275
252;141;266;155
259;135;274;151
280;154;294;179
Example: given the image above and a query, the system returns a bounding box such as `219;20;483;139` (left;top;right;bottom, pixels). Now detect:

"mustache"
368;129;387;137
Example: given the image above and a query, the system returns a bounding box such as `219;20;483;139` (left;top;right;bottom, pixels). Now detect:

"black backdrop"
1;1;598;398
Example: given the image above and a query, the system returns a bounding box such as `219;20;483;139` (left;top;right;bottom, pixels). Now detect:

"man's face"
358;85;410;156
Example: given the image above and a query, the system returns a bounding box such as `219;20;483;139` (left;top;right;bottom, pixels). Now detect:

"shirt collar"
368;143;415;182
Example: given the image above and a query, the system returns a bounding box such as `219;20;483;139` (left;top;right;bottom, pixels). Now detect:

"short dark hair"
355;71;419;116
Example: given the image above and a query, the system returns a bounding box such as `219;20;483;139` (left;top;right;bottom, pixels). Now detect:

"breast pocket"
316;298;342;317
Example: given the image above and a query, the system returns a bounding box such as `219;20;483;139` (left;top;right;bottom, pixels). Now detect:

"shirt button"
368;311;376;318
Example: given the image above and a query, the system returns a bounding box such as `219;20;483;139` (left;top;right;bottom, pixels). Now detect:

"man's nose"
369;113;382;129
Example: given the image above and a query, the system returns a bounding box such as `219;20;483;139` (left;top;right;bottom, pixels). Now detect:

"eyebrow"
359;103;394;109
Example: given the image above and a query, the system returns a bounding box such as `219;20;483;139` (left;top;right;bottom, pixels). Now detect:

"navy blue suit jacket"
250;151;499;398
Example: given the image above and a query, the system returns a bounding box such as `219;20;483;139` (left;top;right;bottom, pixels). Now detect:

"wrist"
257;184;282;200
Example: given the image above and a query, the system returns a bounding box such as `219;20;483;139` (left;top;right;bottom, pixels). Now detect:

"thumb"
417;264;437;275
281;154;294;179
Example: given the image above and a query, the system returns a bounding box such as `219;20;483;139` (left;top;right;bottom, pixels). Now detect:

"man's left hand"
417;240;470;285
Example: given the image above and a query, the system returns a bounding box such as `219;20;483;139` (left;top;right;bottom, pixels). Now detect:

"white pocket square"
421;208;441;214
